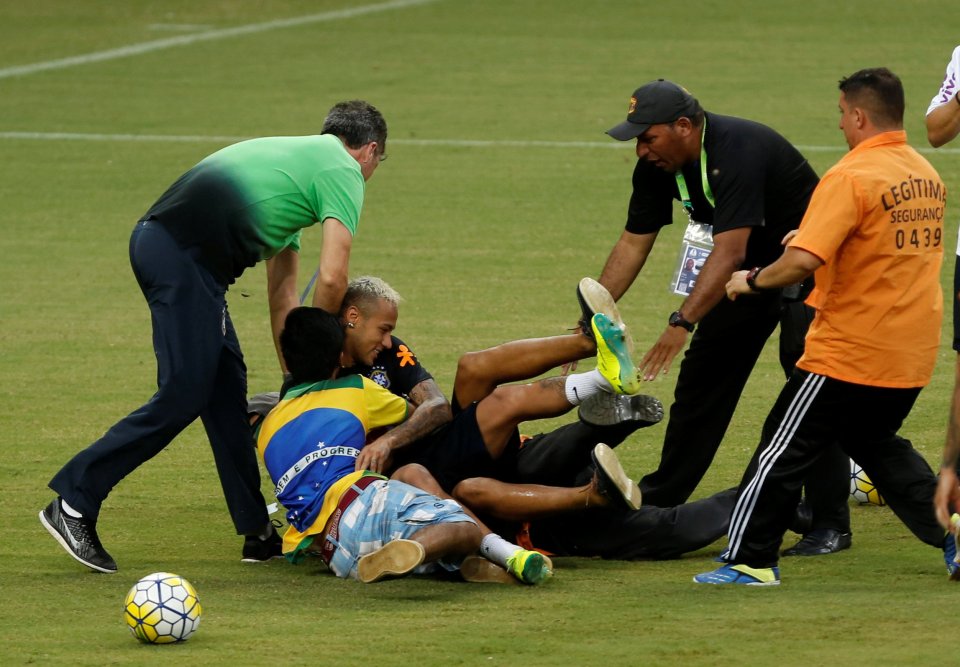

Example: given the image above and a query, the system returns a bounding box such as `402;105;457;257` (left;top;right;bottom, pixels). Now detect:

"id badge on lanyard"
672;120;714;297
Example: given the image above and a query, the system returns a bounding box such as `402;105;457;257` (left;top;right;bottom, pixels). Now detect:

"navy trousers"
49;221;268;535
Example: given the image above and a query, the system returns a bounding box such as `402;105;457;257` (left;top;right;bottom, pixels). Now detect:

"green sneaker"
505;549;553;585
591;313;641;394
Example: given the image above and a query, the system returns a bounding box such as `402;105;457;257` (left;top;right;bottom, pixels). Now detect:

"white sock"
480;533;522;567
563;369;612;405
60;498;83;518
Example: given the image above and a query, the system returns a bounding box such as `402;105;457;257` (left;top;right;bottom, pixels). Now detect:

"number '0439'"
895;226;941;249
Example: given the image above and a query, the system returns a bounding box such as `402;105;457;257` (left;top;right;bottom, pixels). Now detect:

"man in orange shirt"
694;67;949;585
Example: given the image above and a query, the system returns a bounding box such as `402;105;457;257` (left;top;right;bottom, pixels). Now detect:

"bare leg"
392;463;498;535
455;334;594;407
391;464;549;584
475;377;574;457
453;476;608;521
407;522;482;562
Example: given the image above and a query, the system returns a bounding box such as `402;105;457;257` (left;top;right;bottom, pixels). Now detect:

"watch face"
669;311;693;331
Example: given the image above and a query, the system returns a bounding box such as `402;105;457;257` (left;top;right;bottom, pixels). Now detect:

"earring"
347;322;355;328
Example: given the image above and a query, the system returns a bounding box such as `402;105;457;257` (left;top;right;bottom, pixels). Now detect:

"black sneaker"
241;521;284;563
578;392;664;428
39;498;117;573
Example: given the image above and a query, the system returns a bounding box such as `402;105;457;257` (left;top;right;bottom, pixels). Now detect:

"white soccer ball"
123;572;202;644
849;459;886;506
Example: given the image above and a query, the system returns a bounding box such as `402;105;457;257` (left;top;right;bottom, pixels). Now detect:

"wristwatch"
747;266;763;292
745;266;767;292
668;310;695;332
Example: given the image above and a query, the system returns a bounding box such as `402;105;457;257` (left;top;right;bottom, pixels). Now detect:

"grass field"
3;1;960;665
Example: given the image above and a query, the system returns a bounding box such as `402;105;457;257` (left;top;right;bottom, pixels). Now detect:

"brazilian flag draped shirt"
256;375;409;546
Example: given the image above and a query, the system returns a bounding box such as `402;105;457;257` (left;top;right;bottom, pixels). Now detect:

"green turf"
3;1;960;665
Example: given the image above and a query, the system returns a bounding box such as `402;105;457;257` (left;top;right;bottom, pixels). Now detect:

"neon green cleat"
591;313;641;394
505;549;553;585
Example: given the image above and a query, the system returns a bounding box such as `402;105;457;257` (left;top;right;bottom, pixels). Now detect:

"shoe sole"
240;555;285;564
592;314;641;394
357;539;425;583
39;509;117;574
578;393;664;427
578;278;635;355
693;575;781;586
591;443;642;510
460;555;520;585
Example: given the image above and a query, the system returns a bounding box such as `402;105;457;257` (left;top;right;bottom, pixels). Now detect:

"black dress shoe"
789;499;813;535
782;529;852;556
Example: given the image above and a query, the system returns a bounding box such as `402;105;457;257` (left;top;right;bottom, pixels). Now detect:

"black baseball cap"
606;79;702;141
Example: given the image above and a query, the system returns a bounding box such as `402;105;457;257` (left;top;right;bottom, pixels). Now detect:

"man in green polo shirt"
40;101;387;573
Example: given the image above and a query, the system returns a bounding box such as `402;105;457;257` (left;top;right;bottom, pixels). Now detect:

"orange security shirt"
790;130;945;388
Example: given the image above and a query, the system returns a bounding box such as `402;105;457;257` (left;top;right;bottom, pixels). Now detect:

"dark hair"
321;100;387;153
685;108;705;129
280;307;344;384
838;68;904;128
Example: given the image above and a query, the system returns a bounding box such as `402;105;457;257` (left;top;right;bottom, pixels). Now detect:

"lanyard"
674;117;715;212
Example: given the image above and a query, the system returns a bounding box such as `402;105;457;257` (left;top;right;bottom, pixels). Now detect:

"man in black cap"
590;79;854;556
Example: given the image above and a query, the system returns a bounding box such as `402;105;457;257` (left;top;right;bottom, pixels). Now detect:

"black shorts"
396;403;519;492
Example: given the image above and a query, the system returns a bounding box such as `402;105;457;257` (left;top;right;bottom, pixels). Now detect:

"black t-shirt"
626;112;819;268
340;335;433;399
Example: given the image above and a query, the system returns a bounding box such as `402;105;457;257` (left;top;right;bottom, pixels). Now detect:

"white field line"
3;130;960;155
0;0;440;80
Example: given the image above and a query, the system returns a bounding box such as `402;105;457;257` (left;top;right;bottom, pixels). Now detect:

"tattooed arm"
355;379;452;473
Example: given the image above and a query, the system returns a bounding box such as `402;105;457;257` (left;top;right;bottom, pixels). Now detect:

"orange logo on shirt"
396;345;416;367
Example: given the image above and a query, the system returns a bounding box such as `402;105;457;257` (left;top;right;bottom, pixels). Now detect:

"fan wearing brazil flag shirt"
40;101;387;574
258;307;555;584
